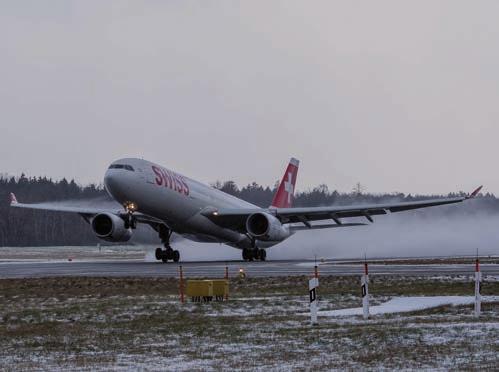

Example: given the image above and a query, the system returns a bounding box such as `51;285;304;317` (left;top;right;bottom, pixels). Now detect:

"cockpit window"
109;164;134;171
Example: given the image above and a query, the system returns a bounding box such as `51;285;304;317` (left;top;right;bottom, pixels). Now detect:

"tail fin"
10;193;18;205
270;158;299;208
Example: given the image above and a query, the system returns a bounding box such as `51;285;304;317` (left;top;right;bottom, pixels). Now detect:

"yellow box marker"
211;279;229;301
186;279;229;302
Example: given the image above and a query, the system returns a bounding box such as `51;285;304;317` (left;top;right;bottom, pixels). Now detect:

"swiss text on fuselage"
152;165;190;196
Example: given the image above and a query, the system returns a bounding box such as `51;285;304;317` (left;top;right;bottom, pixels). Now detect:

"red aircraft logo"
152;165;190;196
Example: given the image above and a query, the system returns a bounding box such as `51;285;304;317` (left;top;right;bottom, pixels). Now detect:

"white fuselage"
104;158;289;249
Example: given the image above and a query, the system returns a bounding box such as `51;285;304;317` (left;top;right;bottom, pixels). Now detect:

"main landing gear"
242;248;266;261
155;225;180;263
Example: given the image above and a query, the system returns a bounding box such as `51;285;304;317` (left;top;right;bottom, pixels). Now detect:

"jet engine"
91;213;132;242
246;212;289;241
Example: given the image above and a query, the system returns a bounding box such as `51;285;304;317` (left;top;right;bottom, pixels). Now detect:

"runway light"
238;267;246;279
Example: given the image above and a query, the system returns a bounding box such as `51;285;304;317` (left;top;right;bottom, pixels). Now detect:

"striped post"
362;263;369;319
475;259;481;318
309;276;319;325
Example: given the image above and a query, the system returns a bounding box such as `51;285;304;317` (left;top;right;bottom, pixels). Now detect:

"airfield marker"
309;276;319;325
475;258;481;318
361;262;369;319
308;262;320;325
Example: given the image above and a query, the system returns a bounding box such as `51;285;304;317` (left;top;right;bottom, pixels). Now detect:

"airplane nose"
104;170;120;195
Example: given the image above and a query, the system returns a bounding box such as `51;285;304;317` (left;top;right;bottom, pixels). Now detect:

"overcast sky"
1;1;498;195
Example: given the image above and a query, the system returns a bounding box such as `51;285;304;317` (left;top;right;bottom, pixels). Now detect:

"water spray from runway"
136;211;499;262
270;211;499;260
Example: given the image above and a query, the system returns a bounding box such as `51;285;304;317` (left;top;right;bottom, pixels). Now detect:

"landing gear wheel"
156;225;182;263
155;248;163;260
242;249;250;261
172;250;180;263
253;249;260;261
259;249;266;261
165;248;174;260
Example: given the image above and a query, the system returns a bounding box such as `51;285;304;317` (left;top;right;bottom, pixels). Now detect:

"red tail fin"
270;158;299;208
10;193;18;205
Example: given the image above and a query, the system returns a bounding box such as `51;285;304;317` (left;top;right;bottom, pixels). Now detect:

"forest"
1;175;497;246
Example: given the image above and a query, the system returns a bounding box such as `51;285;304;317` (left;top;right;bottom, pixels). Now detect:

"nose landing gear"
155;225;180;263
123;202;138;229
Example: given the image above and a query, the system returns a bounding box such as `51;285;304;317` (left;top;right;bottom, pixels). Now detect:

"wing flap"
290;222;366;231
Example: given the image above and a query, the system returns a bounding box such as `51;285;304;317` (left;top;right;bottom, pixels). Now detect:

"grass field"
0;275;498;370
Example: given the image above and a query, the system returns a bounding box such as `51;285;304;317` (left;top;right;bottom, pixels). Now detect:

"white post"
361;263;369;319
309;276;319;325
475;259;481;318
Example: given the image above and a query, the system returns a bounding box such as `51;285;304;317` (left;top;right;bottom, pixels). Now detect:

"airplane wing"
9;193;164;226
203;186;482;231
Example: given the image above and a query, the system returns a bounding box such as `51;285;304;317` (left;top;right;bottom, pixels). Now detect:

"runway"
0;259;498;278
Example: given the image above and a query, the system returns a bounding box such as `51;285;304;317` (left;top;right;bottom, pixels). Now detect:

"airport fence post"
361;263;369;319
179;265;185;304
475;259;481;318
309;266;319;325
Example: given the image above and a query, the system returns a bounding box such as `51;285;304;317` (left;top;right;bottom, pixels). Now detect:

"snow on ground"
317;296;499;317
1;275;498;370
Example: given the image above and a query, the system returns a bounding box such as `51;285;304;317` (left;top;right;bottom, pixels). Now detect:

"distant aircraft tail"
270;158;299;209
9;193;18;205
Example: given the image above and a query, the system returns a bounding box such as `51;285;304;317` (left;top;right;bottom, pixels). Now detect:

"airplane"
9;157;482;263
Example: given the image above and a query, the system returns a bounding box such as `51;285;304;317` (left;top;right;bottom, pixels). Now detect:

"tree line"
0;175;497;247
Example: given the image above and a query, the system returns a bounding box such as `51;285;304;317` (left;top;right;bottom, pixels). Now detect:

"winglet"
9;193;18;205
468;185;483;199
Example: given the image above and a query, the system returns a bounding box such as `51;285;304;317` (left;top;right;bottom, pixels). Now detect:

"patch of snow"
295;262;323;267
315;296;499;317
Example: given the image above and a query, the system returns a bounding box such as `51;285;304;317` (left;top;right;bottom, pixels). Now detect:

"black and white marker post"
475;258;481;318
361;262;369;319
309;265;319;325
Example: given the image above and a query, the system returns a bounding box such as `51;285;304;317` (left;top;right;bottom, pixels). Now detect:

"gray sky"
1;1;498;194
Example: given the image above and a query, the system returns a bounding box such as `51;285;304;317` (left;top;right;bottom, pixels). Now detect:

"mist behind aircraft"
164;212;499;261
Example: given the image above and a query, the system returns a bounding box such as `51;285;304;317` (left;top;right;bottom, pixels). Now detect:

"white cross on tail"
284;172;294;204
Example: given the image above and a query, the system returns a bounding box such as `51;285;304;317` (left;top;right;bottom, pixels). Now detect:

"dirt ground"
0;275;498;370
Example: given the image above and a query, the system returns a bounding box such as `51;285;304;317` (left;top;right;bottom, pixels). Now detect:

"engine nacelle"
91;213;132;242
246;212;289;241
